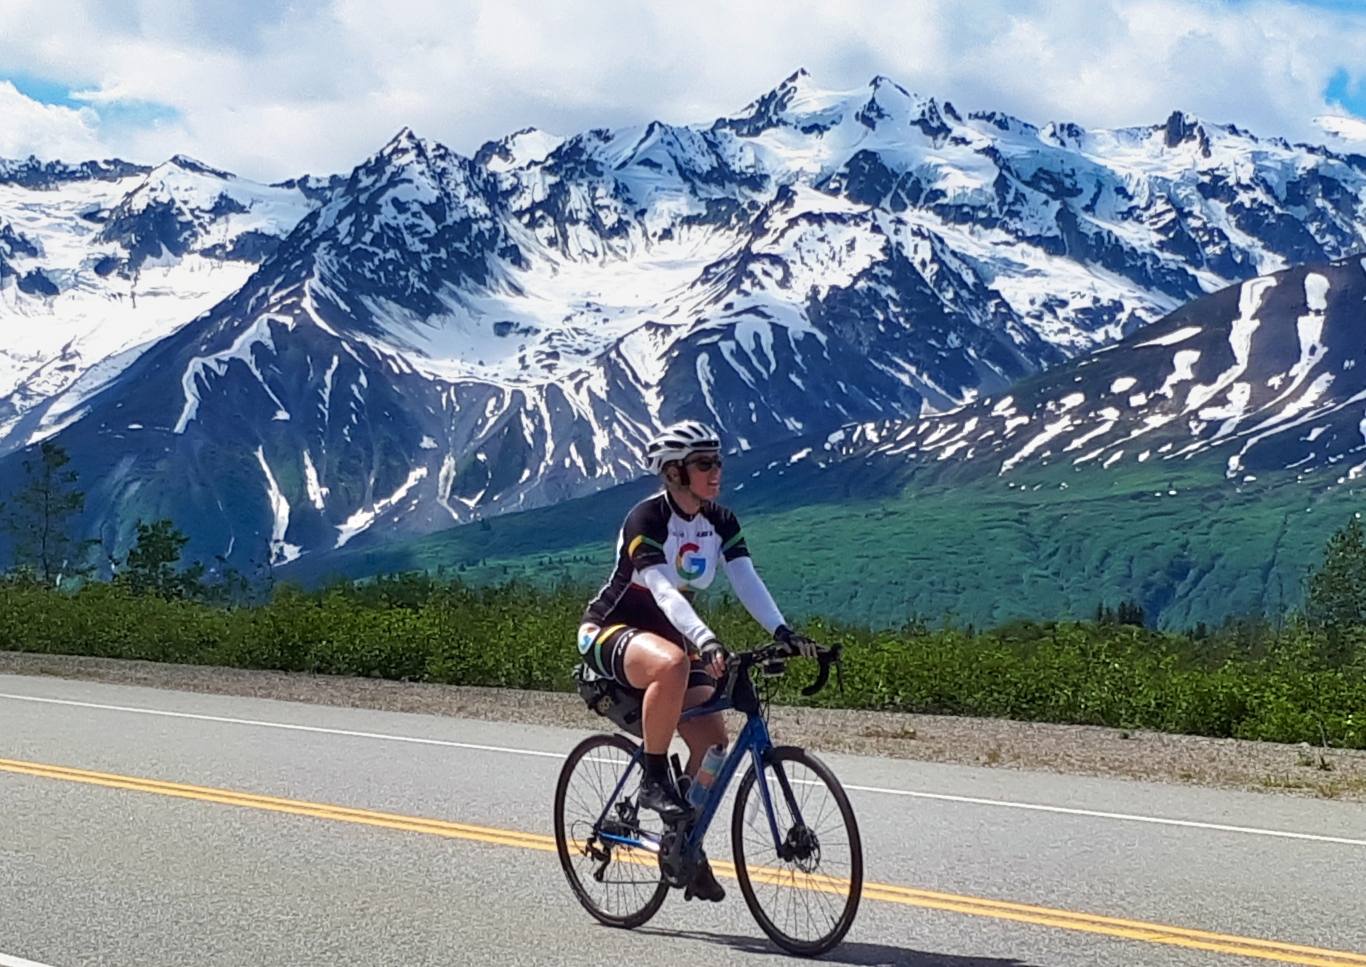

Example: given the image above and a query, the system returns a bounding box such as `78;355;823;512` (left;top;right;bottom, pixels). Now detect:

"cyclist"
576;420;817;902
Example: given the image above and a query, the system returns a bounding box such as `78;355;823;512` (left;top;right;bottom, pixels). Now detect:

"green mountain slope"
285;452;1361;630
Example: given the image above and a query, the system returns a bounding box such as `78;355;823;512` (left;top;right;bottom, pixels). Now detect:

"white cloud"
1316;113;1366;142
0;82;105;160
1;0;1365;181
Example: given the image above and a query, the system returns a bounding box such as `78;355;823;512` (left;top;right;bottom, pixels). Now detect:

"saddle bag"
573;663;644;737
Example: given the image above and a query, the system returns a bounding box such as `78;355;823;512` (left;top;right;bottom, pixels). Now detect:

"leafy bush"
1;572;1362;748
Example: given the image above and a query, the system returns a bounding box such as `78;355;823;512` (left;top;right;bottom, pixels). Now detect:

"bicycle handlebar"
800;644;841;697
727;639;843;698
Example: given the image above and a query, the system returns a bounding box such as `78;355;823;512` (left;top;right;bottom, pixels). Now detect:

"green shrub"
1;573;1362;749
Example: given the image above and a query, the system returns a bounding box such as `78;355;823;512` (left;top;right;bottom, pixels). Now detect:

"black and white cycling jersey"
581;490;784;657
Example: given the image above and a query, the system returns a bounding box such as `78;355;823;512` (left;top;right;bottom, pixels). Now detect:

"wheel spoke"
555;736;666;928
731;750;862;954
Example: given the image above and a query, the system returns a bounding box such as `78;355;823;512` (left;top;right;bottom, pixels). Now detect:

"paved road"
1;673;1363;967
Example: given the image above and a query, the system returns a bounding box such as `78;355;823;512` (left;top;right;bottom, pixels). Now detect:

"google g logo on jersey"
676;542;707;581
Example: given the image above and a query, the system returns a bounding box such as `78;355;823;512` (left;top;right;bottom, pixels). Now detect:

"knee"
660;647;689;685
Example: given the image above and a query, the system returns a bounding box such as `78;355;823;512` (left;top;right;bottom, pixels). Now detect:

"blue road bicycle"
554;641;863;956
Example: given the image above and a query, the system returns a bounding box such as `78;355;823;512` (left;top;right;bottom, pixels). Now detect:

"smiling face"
681;452;722;501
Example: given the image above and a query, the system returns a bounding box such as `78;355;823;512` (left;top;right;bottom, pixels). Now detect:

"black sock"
643;752;669;783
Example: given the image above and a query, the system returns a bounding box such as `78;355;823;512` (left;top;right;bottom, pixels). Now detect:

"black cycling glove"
775;624;819;658
699;638;730;675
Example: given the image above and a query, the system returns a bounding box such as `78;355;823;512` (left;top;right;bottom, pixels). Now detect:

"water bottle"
687;743;727;808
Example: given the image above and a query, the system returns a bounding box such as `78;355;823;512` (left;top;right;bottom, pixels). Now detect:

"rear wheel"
731;746;863;955
554;733;670;928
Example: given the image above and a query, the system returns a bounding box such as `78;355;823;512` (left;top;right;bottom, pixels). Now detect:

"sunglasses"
685;456;724;472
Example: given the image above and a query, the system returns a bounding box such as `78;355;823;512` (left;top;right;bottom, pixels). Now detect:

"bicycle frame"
590;663;802;861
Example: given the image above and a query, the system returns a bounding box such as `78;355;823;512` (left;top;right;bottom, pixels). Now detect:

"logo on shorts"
676;542;707;581
578;626;598;655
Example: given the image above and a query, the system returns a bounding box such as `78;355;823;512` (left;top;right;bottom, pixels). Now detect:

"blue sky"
7;74;80;109
1325;68;1366;116
7;73;180;127
3;0;1366;180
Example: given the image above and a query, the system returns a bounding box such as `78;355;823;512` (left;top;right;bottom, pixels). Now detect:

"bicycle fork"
729;719;813;865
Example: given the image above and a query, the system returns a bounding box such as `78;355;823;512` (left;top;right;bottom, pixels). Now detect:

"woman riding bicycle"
576;420;816;902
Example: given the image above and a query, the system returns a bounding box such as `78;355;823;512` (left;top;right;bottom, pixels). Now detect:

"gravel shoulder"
3;649;1364;802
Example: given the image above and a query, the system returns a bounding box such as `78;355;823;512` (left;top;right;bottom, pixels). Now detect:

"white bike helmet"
644;420;721;474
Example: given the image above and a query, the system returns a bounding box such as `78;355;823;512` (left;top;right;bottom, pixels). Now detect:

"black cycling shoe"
637;776;691;822
684;854;725;903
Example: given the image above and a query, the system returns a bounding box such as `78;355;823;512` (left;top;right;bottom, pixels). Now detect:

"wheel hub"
780;825;821;872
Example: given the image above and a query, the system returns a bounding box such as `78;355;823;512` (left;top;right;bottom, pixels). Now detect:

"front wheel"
731;746;863;956
554;733;670;929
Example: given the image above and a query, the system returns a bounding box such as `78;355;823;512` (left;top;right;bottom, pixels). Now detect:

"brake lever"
800;650;832;697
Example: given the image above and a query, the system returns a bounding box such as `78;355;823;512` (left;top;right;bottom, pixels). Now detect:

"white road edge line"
0;952;59;967
3;690;1363;848
794;778;1366;847
0;692;565;760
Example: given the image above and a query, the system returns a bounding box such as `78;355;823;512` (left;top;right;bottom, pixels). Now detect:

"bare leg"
621;633;689;755
678;684;727;775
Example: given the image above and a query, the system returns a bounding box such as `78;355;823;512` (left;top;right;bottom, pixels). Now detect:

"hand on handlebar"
699;639;730;679
775;624;819;659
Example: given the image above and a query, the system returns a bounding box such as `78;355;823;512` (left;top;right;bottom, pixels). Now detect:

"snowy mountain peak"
372;126;433;166
716;68;844;136
476;127;565;172
856;76;948;137
1162;110;1212;154
0;151;328;444
867;74;909;95
719;69;957;148
167;154;234;179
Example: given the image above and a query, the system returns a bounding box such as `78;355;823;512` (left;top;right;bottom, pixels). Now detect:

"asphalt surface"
1;673;1363;967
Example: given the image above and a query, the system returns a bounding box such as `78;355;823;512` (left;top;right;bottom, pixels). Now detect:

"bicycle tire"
554;732;670;928
731;745;863;955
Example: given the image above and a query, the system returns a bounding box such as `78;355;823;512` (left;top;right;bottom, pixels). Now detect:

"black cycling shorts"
577;622;714;692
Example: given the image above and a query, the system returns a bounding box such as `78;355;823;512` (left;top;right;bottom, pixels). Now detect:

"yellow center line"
2;756;1362;967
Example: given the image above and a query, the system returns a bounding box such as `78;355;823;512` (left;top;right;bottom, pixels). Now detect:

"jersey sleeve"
640;564;718;650
622;498;669;569
707;504;750;562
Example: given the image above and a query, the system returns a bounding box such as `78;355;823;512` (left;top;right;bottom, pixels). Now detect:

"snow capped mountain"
0;155;335;449
804;254;1366;487
7;70;1366;571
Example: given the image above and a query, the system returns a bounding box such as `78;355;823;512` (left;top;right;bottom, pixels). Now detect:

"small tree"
1117;599;1146;628
1305;516;1366;657
118;519;204;599
2;441;96;586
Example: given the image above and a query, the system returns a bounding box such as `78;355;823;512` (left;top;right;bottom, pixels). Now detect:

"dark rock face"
199;230;282;263
270;173;347;204
1164;111;1211;156
0;157;150;189
17;269;58;297
0;222;39;259
99;198;199;268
